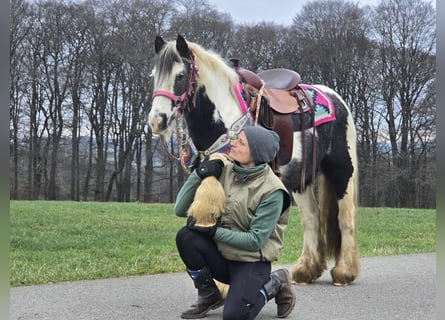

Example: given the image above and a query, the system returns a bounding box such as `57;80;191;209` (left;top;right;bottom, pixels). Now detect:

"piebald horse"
148;34;359;286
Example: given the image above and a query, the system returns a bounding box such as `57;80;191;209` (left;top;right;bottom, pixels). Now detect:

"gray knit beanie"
242;126;280;165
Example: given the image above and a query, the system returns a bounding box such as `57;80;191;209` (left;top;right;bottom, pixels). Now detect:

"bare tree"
169;0;234;53
229;22;290;72
39;1;79;199
64;2;91;201
289;0;372;100
372;0;436;207
22;2;49;200
10;0;31;199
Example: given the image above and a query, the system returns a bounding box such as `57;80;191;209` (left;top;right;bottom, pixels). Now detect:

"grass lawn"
10;201;436;286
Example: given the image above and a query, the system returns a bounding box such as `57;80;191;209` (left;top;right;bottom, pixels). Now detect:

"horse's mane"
186;41;239;87
185;41;241;111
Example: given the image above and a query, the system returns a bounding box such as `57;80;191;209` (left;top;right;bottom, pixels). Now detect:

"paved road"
10;253;436;320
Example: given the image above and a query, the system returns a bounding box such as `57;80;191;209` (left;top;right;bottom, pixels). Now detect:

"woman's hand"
196;159;224;180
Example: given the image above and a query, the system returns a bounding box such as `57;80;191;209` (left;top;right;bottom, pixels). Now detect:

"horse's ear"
155;35;165;54
176;34;191;59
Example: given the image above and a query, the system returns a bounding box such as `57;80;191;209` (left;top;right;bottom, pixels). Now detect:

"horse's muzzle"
148;112;168;134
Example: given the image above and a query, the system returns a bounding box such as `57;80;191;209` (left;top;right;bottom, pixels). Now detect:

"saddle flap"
263;88;299;114
272;112;294;166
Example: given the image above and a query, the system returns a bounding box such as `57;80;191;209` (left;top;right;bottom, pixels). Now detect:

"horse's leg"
291;185;327;284
319;114;360;285
331;168;360;286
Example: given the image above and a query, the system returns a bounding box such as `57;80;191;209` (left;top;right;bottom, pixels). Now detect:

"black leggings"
176;227;271;320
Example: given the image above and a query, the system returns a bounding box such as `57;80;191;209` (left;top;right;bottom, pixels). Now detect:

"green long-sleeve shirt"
174;164;284;252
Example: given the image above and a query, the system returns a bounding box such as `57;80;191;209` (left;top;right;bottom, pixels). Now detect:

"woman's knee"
176;227;206;256
176;226;189;245
176;226;194;256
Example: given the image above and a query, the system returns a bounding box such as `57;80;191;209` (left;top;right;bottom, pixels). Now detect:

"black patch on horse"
320;95;354;199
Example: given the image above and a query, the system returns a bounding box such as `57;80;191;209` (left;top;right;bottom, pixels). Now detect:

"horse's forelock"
153;42;182;85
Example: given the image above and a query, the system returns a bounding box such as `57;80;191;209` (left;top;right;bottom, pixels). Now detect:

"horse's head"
148;35;251;169
148;34;198;138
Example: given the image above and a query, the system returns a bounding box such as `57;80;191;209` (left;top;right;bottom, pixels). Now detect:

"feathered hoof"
330;265;357;286
291;263;324;285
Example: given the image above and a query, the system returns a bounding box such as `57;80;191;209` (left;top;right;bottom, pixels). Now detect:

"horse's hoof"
333;282;350;287
291;264;323;284
330;266;357;286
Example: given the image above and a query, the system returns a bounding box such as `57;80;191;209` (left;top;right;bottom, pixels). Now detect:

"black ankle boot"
181;266;224;319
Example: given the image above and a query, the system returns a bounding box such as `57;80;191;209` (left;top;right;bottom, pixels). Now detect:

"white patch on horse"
197;60;243;128
291;132;303;162
346;116;357;157
291;130;317;163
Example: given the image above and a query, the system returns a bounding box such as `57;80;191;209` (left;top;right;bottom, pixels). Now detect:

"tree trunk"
82;130;94;201
143;131;154;202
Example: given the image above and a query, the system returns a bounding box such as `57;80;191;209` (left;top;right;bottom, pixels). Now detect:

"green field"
10;201;436;287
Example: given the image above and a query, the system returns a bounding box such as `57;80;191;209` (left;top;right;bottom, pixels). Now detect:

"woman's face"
228;131;255;167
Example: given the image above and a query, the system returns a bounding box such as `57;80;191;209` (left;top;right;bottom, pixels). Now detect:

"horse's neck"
186;88;228;151
197;63;244;128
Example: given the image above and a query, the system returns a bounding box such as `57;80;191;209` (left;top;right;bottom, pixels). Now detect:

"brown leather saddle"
230;59;314;169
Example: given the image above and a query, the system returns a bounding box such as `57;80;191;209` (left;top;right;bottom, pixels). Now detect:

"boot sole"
180;299;224;319
277;293;296;318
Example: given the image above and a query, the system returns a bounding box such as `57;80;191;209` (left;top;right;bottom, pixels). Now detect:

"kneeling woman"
175;125;296;320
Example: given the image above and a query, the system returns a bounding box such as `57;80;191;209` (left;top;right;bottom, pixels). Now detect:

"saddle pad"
299;84;336;126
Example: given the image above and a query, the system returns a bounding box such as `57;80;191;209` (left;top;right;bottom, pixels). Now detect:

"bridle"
151;54;200;171
151;55;199;121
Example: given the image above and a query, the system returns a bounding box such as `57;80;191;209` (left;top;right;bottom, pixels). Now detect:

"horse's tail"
318;174;341;259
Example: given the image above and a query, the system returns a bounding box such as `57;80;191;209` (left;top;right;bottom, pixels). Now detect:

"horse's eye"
176;72;185;81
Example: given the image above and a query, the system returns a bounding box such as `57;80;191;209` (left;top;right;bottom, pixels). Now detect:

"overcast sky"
206;0;382;25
